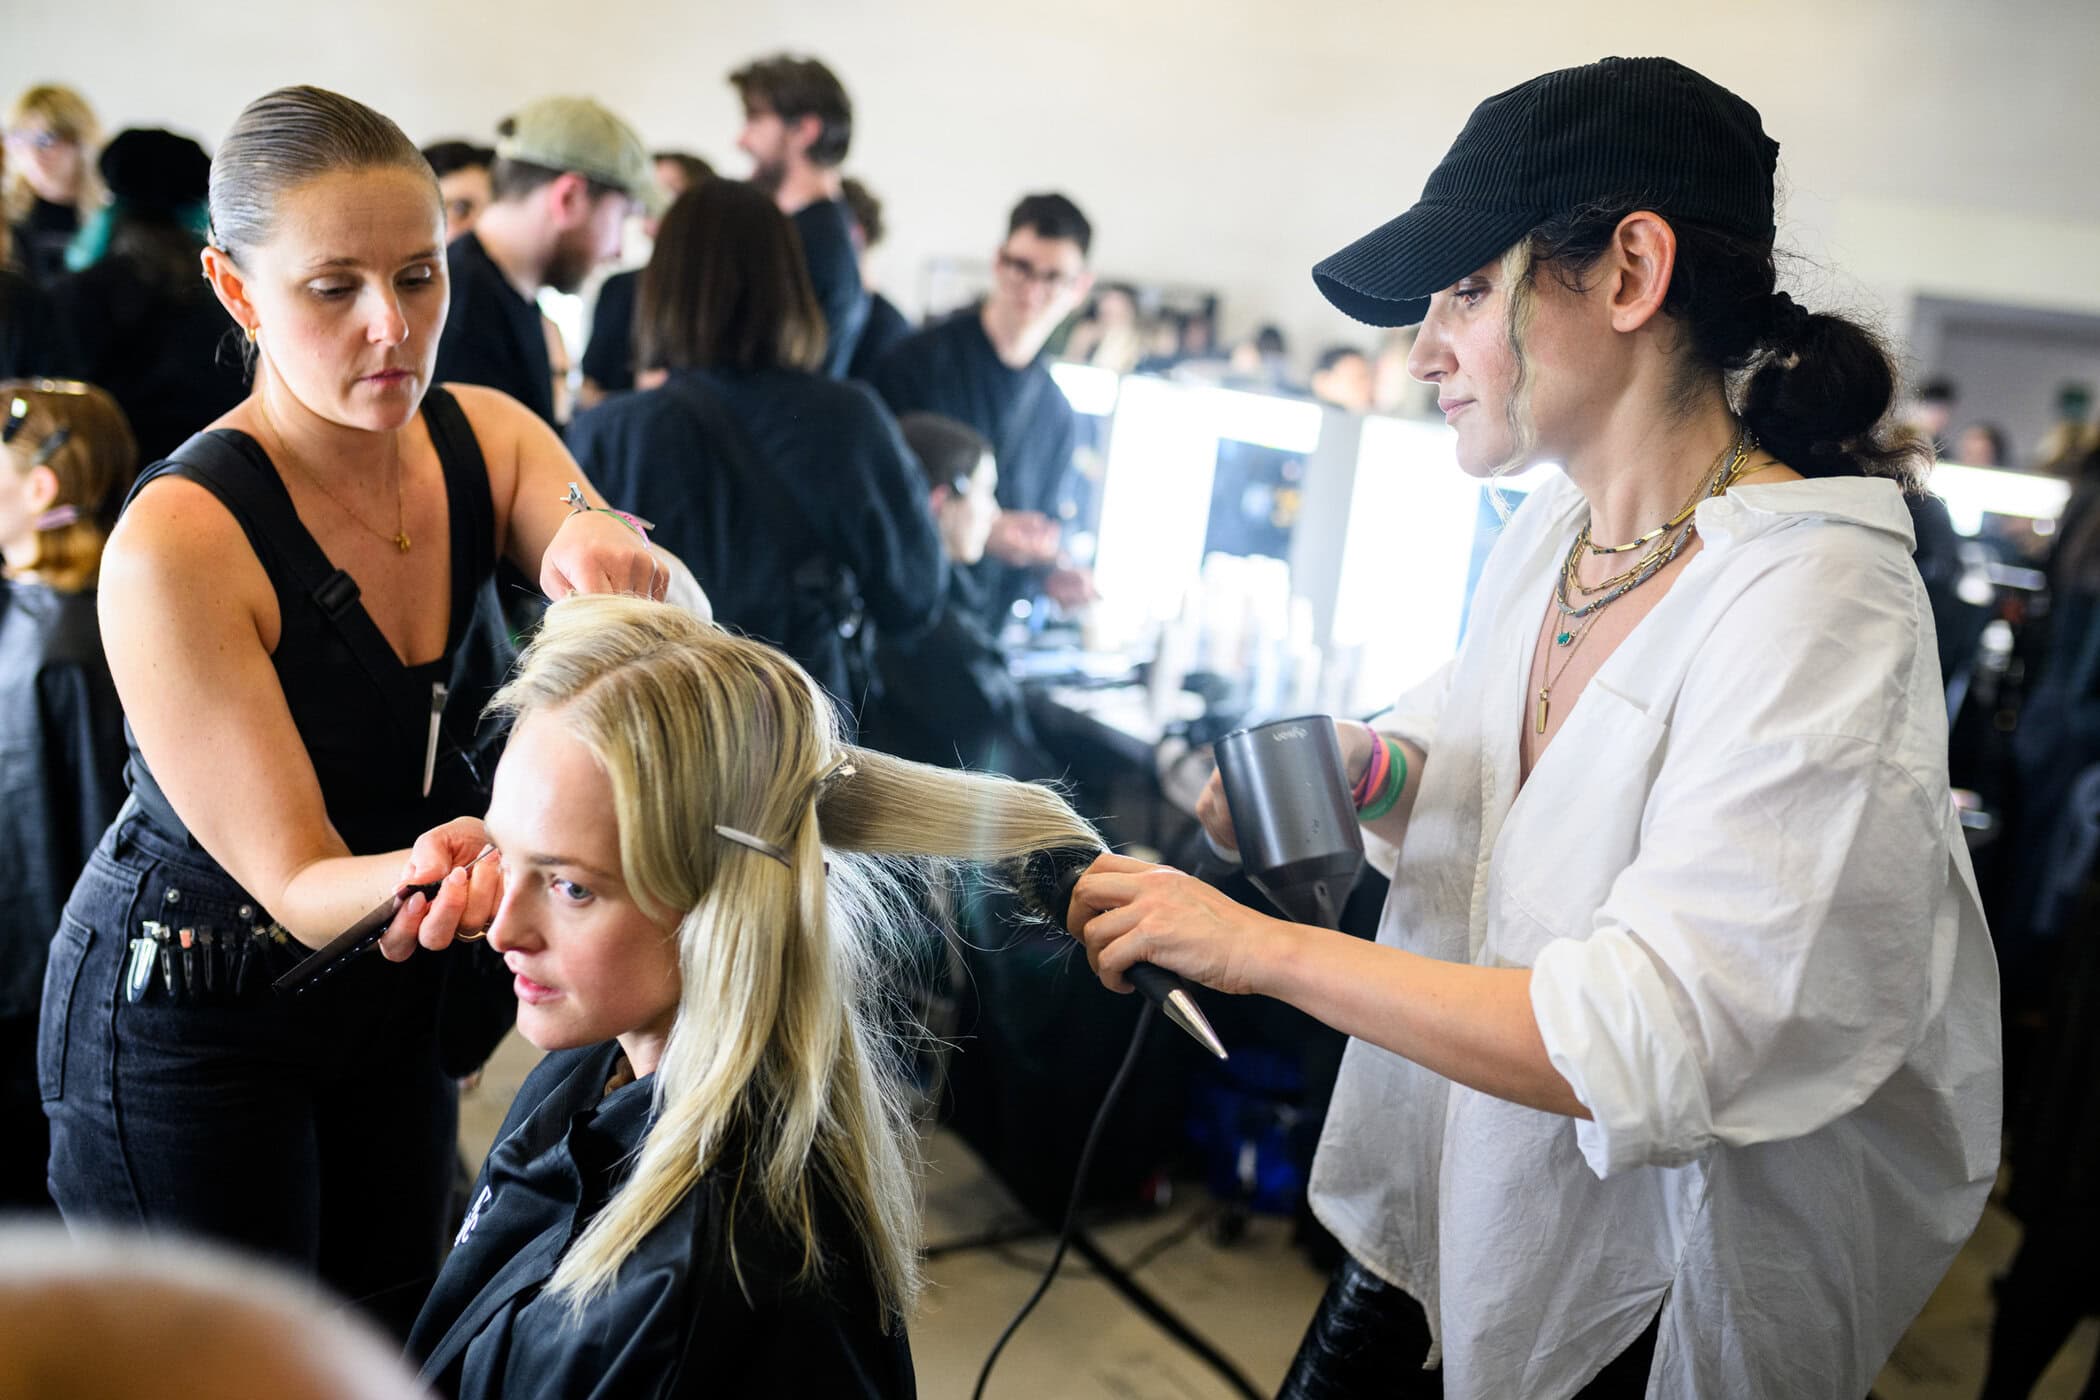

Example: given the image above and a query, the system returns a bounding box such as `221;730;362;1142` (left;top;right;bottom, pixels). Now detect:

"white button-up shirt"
1308;471;2002;1399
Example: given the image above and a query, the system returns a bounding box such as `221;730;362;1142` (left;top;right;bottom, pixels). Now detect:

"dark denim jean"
37;808;458;1339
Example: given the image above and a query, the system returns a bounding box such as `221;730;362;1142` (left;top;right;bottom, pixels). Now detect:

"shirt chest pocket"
1487;679;1670;957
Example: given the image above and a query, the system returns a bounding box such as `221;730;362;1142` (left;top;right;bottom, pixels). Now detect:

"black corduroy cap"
1312;57;1779;328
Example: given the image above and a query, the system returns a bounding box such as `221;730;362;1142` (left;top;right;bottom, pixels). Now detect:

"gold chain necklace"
1535;429;1758;736
259;403;411;554
1582;433;1747;556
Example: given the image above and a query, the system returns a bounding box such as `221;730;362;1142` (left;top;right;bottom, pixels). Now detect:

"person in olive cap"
433;95;658;428
48;128;247;461
1065;56;1997;1397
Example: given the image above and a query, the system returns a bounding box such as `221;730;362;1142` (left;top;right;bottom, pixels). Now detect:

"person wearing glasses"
0;380;134;1214
866;192;1097;630
4;86;102;287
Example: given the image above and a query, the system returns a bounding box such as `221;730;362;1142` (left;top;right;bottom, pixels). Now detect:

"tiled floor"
460;1031;2093;1398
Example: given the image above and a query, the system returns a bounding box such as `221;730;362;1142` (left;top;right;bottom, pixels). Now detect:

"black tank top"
117;387;508;858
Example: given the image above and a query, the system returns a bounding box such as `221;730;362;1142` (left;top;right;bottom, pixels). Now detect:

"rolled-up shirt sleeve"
1532;731;1941;1177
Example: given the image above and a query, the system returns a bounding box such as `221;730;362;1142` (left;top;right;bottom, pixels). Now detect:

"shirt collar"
1691;475;1916;553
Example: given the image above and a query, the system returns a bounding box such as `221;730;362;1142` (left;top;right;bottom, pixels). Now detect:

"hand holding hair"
540;485;667;603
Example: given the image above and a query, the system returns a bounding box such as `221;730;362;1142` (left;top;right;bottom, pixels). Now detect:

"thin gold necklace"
1583;431;1749;556
259;403;411;553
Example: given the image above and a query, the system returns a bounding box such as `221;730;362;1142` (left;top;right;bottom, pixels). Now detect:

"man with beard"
434;97;655;427
729;55;866;378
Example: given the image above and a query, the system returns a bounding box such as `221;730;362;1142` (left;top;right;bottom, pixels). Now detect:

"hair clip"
2;396;27;446
32;427;71;466
33;504;79;530
714;824;791;869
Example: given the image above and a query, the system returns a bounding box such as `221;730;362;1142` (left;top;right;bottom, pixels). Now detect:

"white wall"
10;0;2098;371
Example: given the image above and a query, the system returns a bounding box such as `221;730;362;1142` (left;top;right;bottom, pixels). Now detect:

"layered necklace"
1533;429;1756;735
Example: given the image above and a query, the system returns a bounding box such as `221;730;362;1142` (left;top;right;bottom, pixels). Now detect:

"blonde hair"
4;85;103;224
491;595;1101;1322
2;379;138;592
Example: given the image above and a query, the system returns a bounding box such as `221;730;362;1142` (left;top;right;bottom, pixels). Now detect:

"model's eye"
309;282;357;300
551;876;593;905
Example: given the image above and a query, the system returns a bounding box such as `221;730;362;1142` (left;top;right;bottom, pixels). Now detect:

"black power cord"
970;1001;1156;1400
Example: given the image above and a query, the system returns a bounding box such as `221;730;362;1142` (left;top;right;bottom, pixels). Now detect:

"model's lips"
361;369;414;386
1439;398;1474;419
513;972;562;1005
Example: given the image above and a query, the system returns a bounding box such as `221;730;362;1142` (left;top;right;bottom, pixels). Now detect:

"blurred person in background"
731;54;867;378
422;139;496;242
1954;421;2011;468
568;179;942;720
49;128;248;463
0;266;74;379
1080;282;1144;373
1905;376;1958;455
865;411;1054;778
0;379;135;1212
435;96;655;430
5;84;101;286
0;1225;428;1400
579;150;712;407
868;191;1097;628
1228;322;1292;388
1311;343;1375;412
840;175;914;379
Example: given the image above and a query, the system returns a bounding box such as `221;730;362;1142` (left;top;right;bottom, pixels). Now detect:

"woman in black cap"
49;129;248;462
1069;57;1998;1398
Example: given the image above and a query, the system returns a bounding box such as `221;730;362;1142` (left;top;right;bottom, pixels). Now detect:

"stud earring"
245;323;260;344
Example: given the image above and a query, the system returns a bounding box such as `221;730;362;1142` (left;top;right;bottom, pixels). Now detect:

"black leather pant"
1278;1256;1659;1399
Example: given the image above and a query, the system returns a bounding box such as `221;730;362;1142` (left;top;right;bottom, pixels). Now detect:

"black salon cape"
0;580;125;1021
864;308;1078;628
566;365;944;711
409;1041;915;1399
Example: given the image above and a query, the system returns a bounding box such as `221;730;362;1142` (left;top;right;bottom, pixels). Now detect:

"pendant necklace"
1535;428;1757;732
262;402;411;553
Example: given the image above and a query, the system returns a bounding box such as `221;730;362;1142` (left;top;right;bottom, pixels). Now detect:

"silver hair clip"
714;825;791;869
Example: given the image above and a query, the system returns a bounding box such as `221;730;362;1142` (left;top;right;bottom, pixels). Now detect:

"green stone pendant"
1556;630;1575;646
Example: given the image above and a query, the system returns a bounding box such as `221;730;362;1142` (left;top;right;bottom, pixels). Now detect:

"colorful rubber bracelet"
1352;728;1388;808
560;482;653;545
1358;738;1408;823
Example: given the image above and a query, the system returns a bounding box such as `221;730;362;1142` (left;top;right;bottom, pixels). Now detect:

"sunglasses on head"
4;379;91;464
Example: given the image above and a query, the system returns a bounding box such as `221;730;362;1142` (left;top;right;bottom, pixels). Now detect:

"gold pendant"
394;532;411;554
1536;688;1550;735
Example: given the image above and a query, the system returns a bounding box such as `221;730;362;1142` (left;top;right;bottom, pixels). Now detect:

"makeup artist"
36;85;695;1339
1069;58;2001;1398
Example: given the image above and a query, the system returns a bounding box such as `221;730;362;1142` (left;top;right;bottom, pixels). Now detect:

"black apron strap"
417;385;500;652
127;429;415;746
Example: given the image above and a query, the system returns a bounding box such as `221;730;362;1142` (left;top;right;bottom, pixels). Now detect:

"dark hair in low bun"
1527;200;1928;490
